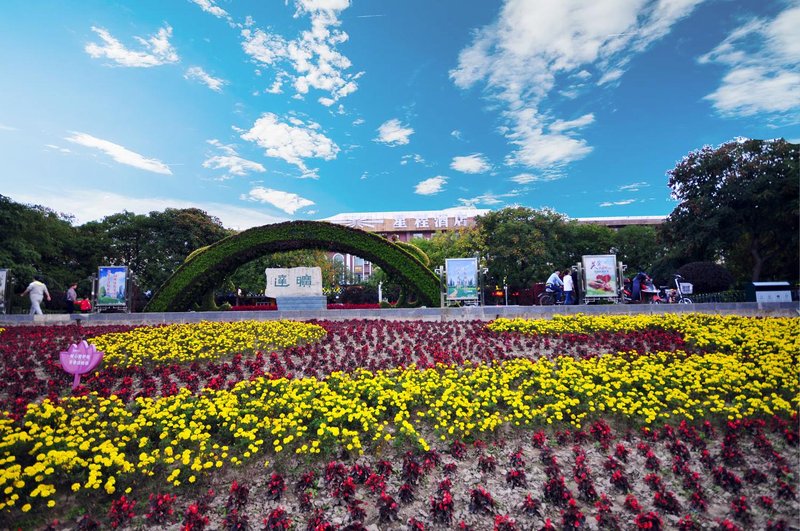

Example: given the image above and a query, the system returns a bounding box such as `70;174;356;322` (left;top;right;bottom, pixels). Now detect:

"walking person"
65;282;78;314
563;269;575;305
21;275;51;315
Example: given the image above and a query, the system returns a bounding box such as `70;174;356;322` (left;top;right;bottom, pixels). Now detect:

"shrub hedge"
677;261;735;294
144;221;440;311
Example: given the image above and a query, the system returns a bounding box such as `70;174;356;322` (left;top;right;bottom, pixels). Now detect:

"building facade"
320;209;666;281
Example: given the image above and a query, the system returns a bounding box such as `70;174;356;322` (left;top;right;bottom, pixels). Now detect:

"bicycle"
673;274;693;304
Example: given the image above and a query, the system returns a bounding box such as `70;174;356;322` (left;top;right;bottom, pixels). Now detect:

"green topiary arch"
144;221;440;312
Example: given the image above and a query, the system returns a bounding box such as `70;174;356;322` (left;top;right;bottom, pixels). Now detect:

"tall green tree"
661;138;799;282
0;195;87;295
563;222;616;266
476;207;569;290
409;227;485;271
79;208;232;293
611;225;665;273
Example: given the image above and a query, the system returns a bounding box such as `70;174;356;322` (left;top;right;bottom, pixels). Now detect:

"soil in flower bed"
29;417;799;530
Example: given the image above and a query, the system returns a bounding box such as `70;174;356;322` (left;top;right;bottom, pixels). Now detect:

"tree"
563;222;616;266
409;227;484;271
661;138;799;282
611;225;665;273
80;208;232;293
0;195;88;297
476;207;569;290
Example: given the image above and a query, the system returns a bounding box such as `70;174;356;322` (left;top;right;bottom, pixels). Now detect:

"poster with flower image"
582;255;618;298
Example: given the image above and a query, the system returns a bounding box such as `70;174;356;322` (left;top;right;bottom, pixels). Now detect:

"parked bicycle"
672;274;693;304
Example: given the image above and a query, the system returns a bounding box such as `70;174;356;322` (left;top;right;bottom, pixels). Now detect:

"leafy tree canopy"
476;207;569;290
409;227;484;271
660;138;799;282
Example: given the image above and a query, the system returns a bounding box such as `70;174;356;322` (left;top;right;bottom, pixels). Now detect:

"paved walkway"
1;302;797;326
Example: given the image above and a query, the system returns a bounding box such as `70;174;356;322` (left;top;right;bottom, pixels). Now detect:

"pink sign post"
59;341;104;389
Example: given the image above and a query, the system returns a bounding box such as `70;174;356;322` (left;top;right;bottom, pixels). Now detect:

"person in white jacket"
562;269;575;304
21;276;51;315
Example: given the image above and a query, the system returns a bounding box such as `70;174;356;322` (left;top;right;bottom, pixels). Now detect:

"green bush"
145;221;440;312
677;261;735;294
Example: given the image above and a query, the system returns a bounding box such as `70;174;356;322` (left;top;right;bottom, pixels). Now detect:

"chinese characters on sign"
581;255;618;298
264;267;323;298
59;341;104;389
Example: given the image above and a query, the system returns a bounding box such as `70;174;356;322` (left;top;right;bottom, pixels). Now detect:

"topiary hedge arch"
144;221;440;312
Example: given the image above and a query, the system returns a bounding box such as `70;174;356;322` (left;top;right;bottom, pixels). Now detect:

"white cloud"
188;0;233;24
352;118;365;126
451;130;463;140
699;4;800;119
184;66;227;92
450;153;490;174
450;0;705;169
548;113;595;133
240;1;363;105
400;153;425;166
0;124;17;131
241;186;315;215
6;189;287;230
375;118;414;146
458;190;521;207
618;181;650;192
414;176;447;195
599;199;636;207
240;113;338;178
509;172;561;184
203;139;265;179
44;144;72;154
65;132;171;174
85;25;179;67
241;28;287;65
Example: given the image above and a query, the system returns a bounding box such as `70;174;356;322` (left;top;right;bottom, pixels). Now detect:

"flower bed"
0;314;796;529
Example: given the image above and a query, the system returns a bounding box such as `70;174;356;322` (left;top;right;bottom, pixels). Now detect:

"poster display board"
97;266;128;307
446;258;479;301
0;269;6;314
264;267;323;298
581;255;618;299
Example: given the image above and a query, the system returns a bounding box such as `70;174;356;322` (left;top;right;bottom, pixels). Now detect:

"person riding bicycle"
545;270;564;303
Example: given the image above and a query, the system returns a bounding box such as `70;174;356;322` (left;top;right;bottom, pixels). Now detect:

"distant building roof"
320;207;491;232
321;207;490;223
573;215;667;227
319;210;665;231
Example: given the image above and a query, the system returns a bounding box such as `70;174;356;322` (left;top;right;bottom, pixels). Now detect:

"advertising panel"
0;269;6;313
446;258;479;301
97;266;128;306
264;267;323;298
582;255;618;298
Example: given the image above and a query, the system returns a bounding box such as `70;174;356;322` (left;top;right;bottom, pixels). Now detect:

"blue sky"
1;0;797;229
